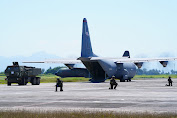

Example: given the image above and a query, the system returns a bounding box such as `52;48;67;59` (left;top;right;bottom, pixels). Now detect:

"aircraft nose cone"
83;18;87;22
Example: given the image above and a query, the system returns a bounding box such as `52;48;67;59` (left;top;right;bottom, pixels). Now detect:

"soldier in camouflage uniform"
109;76;118;89
168;76;173;86
56;78;63;91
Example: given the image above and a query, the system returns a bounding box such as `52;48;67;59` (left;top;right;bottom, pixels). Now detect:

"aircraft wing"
23;59;81;64
90;57;177;68
23;57;177;64
90;57;177;63
114;57;177;63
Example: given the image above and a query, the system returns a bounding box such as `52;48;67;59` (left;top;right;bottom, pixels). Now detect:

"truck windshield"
7;67;19;71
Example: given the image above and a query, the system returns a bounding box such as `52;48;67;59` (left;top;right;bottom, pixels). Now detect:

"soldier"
56;78;63;92
109;76;118;89
168;76;173;86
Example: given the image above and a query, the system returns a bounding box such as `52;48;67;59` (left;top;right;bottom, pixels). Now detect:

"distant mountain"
0;51;62;72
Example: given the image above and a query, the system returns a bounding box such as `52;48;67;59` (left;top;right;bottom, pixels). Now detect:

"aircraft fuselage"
81;59;136;82
55;68;90;78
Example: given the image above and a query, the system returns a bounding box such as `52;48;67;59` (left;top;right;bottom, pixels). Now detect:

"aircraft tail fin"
123;51;130;58
81;18;94;57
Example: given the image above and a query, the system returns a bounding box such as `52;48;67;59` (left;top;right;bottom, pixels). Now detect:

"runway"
0;78;177;113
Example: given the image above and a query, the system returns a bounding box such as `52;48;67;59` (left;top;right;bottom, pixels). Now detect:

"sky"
1;0;177;59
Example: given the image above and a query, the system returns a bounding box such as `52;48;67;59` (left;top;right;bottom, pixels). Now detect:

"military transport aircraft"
24;18;177;82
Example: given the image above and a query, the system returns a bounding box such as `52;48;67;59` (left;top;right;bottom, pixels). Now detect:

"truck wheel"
23;78;28;85
7;82;11;86
36;77;40;85
18;83;22;85
120;79;125;82
18;79;26;85
18;82;24;85
31;78;36;85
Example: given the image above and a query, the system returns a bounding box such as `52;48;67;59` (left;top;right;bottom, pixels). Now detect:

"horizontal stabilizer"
122;51;130;58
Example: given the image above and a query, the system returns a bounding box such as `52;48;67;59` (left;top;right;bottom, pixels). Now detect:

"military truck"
5;62;41;86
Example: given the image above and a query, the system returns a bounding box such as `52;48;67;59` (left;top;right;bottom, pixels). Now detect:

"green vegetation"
0;74;6;84
0;73;5;76
39;74;89;83
44;66;65;74
39;74;58;83
136;68;177;75
0;74;90;84
134;74;177;79
0;73;176;84
0;110;176;118
60;77;89;82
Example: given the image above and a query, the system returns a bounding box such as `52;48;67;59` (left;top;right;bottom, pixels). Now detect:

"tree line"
43;66;64;74
136;68;177;75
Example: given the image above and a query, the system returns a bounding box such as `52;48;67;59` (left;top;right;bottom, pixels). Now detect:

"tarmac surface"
0;78;177;113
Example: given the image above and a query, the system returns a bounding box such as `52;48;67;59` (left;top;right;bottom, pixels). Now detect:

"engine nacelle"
134;62;143;68
160;61;168;67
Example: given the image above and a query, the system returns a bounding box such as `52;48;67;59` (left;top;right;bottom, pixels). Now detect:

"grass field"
0;74;6;84
0;74;176;84
0;110;177;118
0;74;90;84
134;74;177;79
39;74;89;83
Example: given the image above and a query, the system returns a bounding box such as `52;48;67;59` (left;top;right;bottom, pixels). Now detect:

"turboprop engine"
159;61;168;67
